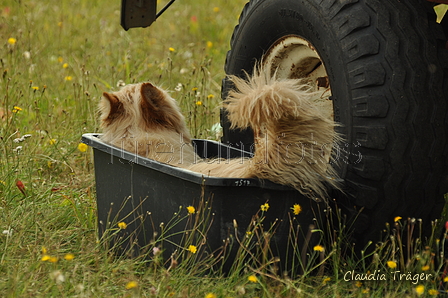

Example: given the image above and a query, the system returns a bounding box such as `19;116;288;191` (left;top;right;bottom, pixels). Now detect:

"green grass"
1;1;448;297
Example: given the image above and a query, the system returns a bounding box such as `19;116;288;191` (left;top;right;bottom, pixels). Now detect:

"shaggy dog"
99;68;340;200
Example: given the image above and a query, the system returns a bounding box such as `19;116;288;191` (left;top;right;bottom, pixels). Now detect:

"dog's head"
99;82;188;136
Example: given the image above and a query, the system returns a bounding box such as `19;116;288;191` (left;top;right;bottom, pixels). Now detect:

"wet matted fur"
99;68;340;200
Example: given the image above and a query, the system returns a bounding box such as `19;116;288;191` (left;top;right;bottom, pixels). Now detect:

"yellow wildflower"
8;37;16;45
207;41;213;48
394;216;402;222
291;204;302;215
322;277;331;284
362;288;370;294
195;101;203;106
428;289;438;295
444;276;448;282
62;63;68;68
32;86;39;91
64;76;72;81
422;265;430;271
49;139;56;145
192;87;198;92
169;47;175;52
355;281;362;288
207;94;214;99
12;106;22;113
213;7;220;13
187;206;195;214
247;275;258;283
58;57;63;63
387;260;397;269
415;285;425;296
125;281;138;289
260;203;269;212
117;222;127;229
313;245;324;252
64;253;75;261
188;245;197;254
49;256;58;263
205;293;217;298
77;143;88;152
41;255;51;261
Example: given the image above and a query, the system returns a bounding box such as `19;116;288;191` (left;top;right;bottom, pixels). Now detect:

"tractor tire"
221;0;448;244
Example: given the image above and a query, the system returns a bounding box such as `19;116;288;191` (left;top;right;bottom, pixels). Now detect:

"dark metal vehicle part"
121;0;177;30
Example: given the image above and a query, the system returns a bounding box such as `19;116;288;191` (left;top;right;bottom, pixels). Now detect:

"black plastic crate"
82;133;323;273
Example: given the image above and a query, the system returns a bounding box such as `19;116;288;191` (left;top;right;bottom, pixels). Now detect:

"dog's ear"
140;82;164;110
140;82;180;131
102;92;123;119
140;83;165;127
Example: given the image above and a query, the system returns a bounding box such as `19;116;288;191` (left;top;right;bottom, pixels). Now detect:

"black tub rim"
81;133;298;190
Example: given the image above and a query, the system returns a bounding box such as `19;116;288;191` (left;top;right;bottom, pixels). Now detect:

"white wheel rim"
263;35;333;121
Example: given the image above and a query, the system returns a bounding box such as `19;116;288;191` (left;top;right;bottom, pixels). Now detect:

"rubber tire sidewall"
222;0;448;243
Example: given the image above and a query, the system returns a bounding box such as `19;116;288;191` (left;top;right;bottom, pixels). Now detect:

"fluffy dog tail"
224;67;341;201
225;69;314;129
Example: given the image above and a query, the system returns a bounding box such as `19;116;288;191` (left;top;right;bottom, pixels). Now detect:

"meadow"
1;0;448;297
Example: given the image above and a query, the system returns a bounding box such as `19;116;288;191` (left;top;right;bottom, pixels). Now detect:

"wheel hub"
262;35;333;121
